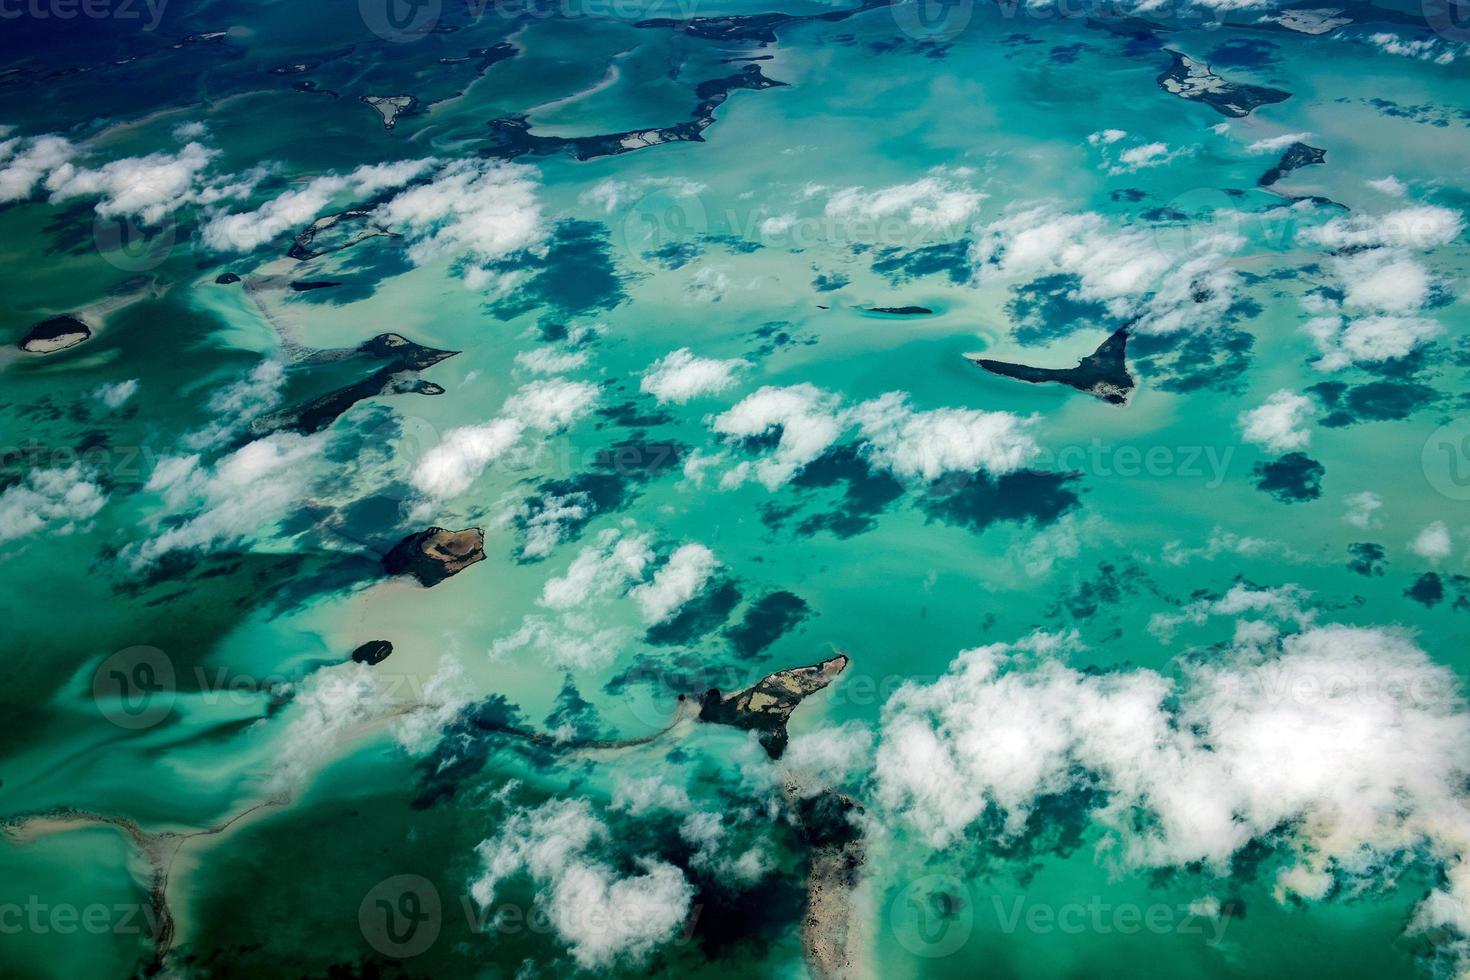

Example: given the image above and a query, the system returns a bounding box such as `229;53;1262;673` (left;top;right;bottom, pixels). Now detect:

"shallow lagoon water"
1;0;1468;977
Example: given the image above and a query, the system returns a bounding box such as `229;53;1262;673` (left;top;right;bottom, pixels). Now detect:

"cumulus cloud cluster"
492;527;719;668
874;606;1470;967
702;384;1038;490
823;167;987;234
0;464;106;544
127;431;324;569
629;543;720;624
757;167;986;244
970;205;1244;335
1365;32;1458;64
0;132;259;224
1238;389;1316;453
470;798;695;969
1087;132;1189;174
200;159;433;252
640;348;747;404
1296;204;1462;370
412;379;599;503
271;657;470;794
376;159;547;280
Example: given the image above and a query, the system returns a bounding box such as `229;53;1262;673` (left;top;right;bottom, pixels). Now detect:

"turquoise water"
1;0;1468;977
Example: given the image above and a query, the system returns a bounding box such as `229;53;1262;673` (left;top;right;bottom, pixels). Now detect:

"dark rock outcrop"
698;653;848;758
967;327;1134;405
383;527;485;586
1258;141;1326;187
350;640;394;665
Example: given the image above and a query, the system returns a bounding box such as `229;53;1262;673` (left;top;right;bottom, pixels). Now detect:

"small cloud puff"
470;798;696;969
1238;389;1316;453
640;348;747;404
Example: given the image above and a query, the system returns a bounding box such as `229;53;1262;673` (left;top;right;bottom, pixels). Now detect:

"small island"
1259;141;1327;187
383;527;486;586
360;94;419;131
350;640;394;665
698;653;848;758
966;326;1134;405
18;315;92;354
1157;51;1290;117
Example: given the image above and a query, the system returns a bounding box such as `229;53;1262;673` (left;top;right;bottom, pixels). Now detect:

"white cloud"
970;206;1242;335
777;723;874;797
1239;389;1315;453
1244;132;1314;154
470;798;695;970
874;616;1470;970
0;464;106;543
1163;527;1302;566
503;378;599;432
185;359;287;449
1410;521;1453;563
47;141;225;225
712;384;847;490
270;657;468;793
709;385;1041;490
686;265;731;303
374;158;547;278
508;491;592;561
93;379;139;410
1366;32;1457;64
630;543;719;624
1305;313;1443;370
578;176;704;214
201;159;433;252
514;346;590;375
1298;204;1463;251
1366;176;1407;197
411;418;525;500
127;432;324;568
1107;141;1187;175
1335;250;1435;314
539;528;654;610
852;392;1038;481
1010;513;1100;577
640;348;747;404
1343;491;1383;529
490;616;631;671
825;167;985;234
411;380;596;502
1087;129;1127;146
0;135;76;203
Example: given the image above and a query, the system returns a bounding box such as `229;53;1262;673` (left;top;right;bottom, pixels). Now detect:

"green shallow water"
1;0;1468;977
